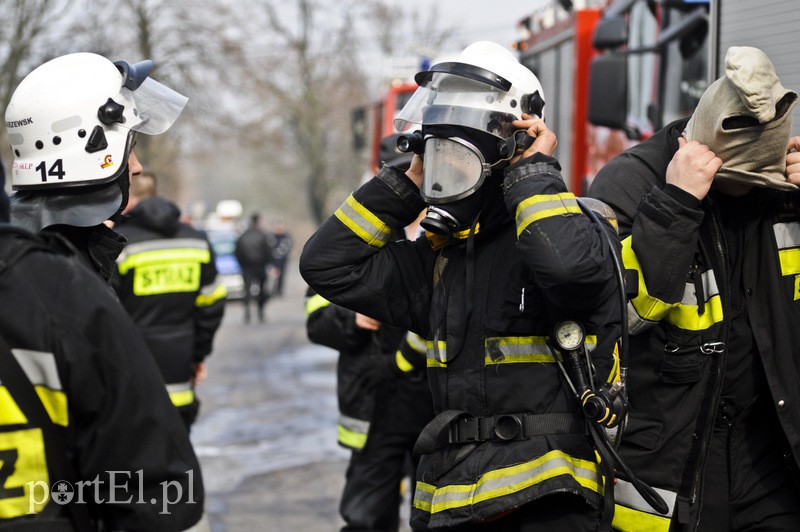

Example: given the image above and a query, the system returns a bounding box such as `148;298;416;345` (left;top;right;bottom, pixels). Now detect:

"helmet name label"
6;118;33;128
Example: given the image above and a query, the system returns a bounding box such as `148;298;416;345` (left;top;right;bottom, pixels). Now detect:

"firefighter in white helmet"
0;53;205;530
301;41;623;530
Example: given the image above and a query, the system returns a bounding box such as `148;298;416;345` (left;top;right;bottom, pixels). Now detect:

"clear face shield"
421;136;490;204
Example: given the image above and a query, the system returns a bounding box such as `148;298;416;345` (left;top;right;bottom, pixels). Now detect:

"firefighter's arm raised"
502;119;618;310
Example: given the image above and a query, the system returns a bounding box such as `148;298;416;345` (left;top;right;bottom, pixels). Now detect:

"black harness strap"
414;410;586;455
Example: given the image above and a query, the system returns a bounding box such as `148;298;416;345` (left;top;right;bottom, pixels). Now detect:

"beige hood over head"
685;46;798;191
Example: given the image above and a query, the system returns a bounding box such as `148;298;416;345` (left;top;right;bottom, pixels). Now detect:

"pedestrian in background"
589;46;800;531
235;212;275;323
270;217;293;297
114;171;227;430
1;52;204;531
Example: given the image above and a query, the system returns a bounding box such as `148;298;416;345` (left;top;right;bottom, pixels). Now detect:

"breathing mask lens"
422;137;487;203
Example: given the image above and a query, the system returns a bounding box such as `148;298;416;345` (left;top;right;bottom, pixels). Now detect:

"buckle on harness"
495;415;523;441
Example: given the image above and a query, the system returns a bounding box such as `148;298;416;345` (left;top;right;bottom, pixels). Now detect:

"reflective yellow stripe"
338;414;370;449
305;294;331;315
334;195;393;248
622;237;723;331
195;281;227;306
338;425;368;450
774;222;800;275
425;341;447;367
1;350;68;427
167;381;195;408
413;449;602;515
395;350;414;373
118;248;211;274
0;428;49;518
169;389;195;408
612;504;671;531
516;193;581;237
34;387;68;427
778;248;800;276
484;335;597;365
0;387;28;425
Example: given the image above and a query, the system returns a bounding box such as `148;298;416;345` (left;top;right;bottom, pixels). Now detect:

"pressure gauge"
554;320;585;351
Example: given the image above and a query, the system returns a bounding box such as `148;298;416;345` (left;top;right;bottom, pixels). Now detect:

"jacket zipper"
691;202;730;531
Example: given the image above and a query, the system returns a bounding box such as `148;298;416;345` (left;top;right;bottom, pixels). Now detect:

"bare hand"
787;136;800;185
666;137;722;201
510;114;558;164
355;313;381;331
406;154;424;189
192;362;207;387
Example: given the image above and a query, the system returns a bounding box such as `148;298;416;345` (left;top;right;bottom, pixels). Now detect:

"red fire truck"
515;0;800;194
352;81;417;178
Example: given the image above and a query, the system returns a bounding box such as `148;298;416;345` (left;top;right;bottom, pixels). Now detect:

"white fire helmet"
394;41;545;139
5;52;187;191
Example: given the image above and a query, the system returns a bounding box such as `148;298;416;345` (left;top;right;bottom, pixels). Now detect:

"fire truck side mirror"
588;54;628;131
593;16;628;50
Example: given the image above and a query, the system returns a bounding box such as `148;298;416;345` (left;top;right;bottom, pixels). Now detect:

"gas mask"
421;127;494;236
399;125;533;236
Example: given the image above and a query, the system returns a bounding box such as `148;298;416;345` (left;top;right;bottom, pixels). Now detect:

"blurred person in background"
114;170;227;431
235;212;275;323
270;217;293;297
1;52;205;531
305;135;434;532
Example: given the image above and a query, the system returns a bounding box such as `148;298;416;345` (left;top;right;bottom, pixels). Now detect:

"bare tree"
0;0;79;165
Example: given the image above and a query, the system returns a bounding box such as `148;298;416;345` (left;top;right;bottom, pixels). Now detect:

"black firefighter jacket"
0;224;203;531
300;154;622;528
588;118;800;531
114;197;226;413
305;289;434;451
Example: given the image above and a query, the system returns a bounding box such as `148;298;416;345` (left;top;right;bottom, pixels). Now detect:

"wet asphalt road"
190;263;413;532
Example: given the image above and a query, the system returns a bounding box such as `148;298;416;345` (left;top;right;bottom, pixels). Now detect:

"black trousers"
340;430;420;532
241;267;268;317
696;394;800;531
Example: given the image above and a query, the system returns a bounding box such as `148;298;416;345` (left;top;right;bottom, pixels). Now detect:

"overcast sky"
396;0;550;49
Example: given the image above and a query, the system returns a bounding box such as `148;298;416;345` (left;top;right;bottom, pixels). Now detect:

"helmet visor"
422;137;487;203
127;77;188;135
394;72;519;139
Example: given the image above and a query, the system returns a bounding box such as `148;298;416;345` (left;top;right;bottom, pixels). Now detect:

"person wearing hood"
1;53;207;531
114;171;226;430
301;41;623;530
588;46;800;531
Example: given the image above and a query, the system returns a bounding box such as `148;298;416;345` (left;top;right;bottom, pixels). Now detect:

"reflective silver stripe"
485;336;597;365
199;277;224;296
415;450;601;514
426;340;447;366
339;414;370;435
627;300;658;335
680;269;719;305
166;380;194;394
10;349;62;390
773;222;800;249
406;333;427;354
614;478;677;517
334;195;393;248
117;237;209;263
